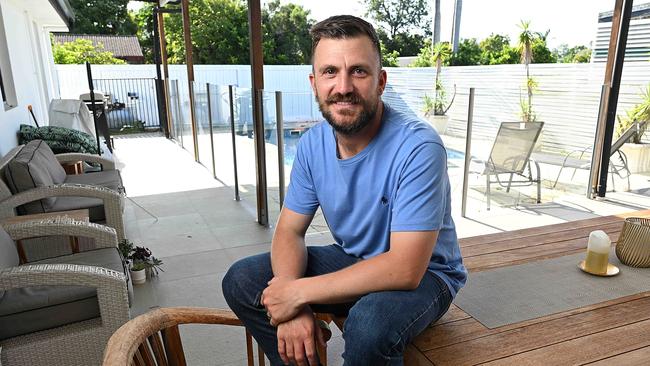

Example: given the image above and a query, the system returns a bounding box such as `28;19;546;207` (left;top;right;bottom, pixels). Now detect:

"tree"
518;20;537;122
555;44;591;63
479;34;518;65
531;38;557;64
133;3;155;64
378;30;427;57
410;39;436;67
262;0;314;65
162;0;250;64
363;0;429;40
137;0;313;65
68;0;136;35
450;38;481;66
381;42;399;67
52;39;126;64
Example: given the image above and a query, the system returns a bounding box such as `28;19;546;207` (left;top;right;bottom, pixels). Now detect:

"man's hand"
276;307;326;366
262;277;304;325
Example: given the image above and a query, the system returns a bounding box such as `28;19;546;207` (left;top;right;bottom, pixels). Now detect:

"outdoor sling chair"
531;120;647;190
470;122;544;210
0;140;125;243
102;307;332;366
0;217;130;366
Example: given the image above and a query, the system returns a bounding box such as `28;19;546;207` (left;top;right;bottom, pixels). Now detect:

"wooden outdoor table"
0;209;90;264
398;209;650;365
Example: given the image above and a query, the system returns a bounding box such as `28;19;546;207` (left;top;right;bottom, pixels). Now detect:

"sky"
265;0;616;49
129;0;617;49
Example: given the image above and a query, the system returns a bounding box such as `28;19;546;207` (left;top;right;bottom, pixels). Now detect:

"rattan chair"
102;307;331;366
0;218;130;366
0;143;125;241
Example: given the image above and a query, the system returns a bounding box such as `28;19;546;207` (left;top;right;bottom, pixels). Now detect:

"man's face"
309;36;387;135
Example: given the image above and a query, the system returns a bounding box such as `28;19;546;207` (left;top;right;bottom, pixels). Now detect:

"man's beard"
316;92;378;136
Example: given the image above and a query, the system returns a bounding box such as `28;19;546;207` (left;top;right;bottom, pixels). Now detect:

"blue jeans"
222;244;452;366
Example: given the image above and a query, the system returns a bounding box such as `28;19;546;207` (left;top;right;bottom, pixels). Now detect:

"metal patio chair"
472;122;544;210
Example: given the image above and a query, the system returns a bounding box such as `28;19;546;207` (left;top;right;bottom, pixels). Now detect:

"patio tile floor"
114;133;650;365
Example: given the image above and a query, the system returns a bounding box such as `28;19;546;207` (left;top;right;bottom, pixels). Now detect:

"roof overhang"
48;0;75;28
16;0;74;31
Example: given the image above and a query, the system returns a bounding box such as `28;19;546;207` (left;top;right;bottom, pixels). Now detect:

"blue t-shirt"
284;105;467;297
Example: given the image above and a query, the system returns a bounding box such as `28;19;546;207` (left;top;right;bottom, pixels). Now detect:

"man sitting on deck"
222;15;466;365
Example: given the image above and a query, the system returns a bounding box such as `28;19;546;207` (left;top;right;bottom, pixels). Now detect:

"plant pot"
619;143;650;173
130;268;146;285
425;114;449;135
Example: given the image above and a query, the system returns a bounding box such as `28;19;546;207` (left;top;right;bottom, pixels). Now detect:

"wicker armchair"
0;218;130;366
0;143;125;241
103;307;331;366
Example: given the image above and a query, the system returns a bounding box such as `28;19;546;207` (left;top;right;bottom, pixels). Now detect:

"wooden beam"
248;0;269;226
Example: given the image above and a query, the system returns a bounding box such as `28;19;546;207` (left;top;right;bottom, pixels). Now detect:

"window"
0;2;17;110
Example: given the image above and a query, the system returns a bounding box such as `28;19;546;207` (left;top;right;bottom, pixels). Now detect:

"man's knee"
342;310;405;360
222;254;270;304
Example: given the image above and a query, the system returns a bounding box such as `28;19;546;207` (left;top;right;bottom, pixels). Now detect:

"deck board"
411;210;650;365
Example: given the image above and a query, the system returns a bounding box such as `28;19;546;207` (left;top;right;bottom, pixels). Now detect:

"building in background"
592;2;650;63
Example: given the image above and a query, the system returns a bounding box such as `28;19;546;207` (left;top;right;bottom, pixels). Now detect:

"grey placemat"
454;249;650;329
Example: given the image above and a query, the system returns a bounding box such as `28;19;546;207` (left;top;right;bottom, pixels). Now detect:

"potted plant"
422;42;456;134
118;239;164;285
617;85;650;173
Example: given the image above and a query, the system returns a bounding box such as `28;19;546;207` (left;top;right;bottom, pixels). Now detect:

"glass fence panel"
456;84;602;220
262;90;281;226
168;80;184;147
209;84;238;189
232;86;258;215
193;82;213;174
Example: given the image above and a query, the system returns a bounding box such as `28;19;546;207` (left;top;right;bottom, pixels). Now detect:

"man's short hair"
310;15;382;67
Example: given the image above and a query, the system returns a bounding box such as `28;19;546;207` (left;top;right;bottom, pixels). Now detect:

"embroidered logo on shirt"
380;196;389;206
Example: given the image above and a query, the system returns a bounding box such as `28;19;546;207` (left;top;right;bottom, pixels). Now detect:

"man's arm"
270;208;313;280
263;230;437;323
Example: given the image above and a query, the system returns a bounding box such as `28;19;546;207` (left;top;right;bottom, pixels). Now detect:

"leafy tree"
479;34;518;65
68;0;136;35
531;38;556;64
136;0;313;65
52;39;126;64
163;0;250;64
554;44;591;63
450;38;481;66
133;3;155;64
262;0;314;64
410;39;436;67
381;42;399;67
363;0;430;42
378;30;426;57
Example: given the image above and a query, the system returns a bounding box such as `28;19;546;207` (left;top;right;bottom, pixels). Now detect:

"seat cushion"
0;247;125;340
4;140;67;215
64;169;123;193
48;196;106;222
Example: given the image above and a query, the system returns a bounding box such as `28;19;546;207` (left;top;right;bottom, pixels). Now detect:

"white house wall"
0;0;65;156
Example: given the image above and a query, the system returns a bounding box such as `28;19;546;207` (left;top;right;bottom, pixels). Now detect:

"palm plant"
518;20;537;122
426;42;454;116
617;85;650;143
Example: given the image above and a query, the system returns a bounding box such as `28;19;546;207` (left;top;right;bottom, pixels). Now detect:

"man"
222;15;466;365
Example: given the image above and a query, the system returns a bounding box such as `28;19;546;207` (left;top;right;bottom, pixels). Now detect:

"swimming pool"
267;132;465;168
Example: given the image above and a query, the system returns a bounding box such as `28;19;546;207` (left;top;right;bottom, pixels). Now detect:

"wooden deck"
405;209;650;365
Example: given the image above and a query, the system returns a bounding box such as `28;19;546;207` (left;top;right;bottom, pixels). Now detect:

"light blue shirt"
284;104;467;297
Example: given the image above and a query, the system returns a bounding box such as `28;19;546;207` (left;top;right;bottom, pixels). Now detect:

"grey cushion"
4;141;58;214
0;228;19;302
34;140;67;184
64;170;123;193
48;196;106;222
0;247;125;340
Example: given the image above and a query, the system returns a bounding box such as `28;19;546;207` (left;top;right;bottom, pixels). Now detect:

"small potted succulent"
119;240;164;285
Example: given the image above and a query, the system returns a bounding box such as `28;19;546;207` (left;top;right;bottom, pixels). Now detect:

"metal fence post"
229;85;240;201
461;88;475;218
276;91;285;208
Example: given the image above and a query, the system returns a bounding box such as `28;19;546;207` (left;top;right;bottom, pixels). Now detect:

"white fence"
56;63;650;154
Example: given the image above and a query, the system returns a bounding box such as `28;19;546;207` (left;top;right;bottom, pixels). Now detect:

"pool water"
271;133;465;168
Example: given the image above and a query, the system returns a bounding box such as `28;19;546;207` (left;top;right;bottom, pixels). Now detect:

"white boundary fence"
56;63;650;155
